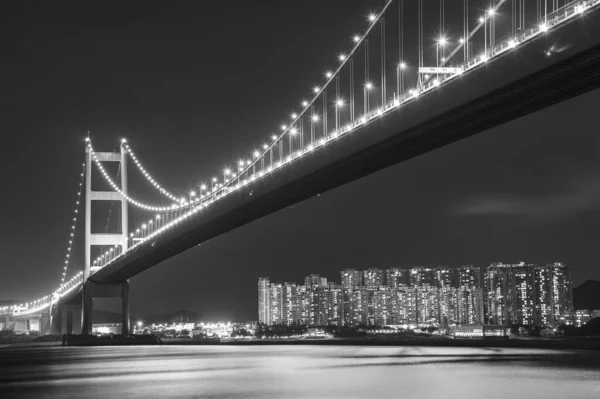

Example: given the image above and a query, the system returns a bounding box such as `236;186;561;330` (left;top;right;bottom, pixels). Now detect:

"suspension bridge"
2;0;600;335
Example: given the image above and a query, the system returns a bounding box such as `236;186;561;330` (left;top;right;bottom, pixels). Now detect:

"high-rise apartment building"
282;282;303;325
534;262;573;325
317;285;343;325
372;287;394;326
363;268;384;289
436;267;458;288
305;274;327;287
392;286;417;325
347;287;370;325
269;283;284;324
485;263;511;324
341;269;362;289
386;267;409;288
457;266;480;288
484;262;570;325
457;287;484;325
258;277;271;324
510;263;536;325
409;267;438;286
416;285;440;324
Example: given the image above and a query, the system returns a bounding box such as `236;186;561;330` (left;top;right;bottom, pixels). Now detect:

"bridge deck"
90;11;600;284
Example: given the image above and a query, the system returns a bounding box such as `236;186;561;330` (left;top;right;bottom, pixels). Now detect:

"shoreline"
2;336;600;350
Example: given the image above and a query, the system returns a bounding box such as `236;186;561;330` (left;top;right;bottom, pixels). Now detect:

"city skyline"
258;262;574;327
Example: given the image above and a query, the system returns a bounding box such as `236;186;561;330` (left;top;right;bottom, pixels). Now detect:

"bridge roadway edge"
88;12;600;285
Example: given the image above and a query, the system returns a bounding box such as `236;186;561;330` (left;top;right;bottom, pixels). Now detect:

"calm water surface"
1;345;599;398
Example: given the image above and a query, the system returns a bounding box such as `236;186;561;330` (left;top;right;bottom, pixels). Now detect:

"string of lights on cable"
122;139;184;204
60;162;86;286
87;139;186;212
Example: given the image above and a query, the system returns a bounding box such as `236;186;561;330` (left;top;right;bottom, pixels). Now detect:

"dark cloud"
453;175;600;218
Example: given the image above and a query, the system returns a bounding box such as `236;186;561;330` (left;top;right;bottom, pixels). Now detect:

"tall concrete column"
120;141;128;250
81;284;93;336
121;281;130;336
84;143;92;281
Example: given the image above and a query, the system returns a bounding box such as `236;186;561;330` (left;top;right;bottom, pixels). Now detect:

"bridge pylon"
81;139;130;336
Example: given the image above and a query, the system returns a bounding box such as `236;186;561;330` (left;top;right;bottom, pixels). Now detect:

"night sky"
1;1;598;321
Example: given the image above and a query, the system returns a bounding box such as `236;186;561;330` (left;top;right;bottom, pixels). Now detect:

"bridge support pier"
81;280;130;336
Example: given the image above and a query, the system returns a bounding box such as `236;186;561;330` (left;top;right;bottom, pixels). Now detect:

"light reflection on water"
1;346;599;398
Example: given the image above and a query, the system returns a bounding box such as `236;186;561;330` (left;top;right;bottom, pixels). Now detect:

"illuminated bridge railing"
0;272;83;317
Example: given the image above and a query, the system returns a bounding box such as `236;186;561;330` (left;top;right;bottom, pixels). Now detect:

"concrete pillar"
84;144;92;281
120;142;128;250
121;281;130;336
50;305;61;335
61;304;82;335
81;284;93;336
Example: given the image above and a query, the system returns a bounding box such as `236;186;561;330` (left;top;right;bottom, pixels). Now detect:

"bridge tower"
80;140;130;336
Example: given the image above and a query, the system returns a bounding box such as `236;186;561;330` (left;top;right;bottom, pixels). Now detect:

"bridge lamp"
281;124;287;131
479;16;485;23
399;62;407;70
200;184;207;191
338;54;346;62
487;8;495;17
302;100;308;107
539;23;549;32
271;135;277;141
459;38;464;44
353;35;361;43
313;86;320;94
212;177;218;182
325;71;333;78
365;82;373;90
368;13;377;22
190;191;196;197
239;160;245;167
335;99;344;108
508;39;517;49
290;127;298;135
291;113;297;119
262;144;268;150
311;114;319;122
246;160;252;166
437;37;448;46
224;168;231;176
253;150;260;158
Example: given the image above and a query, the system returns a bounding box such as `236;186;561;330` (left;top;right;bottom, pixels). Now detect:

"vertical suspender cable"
335;76;340;131
381;16;386;106
398;0;403;96
418;0;423;88
323;91;327;136
300;119;303;149
465;0;469;61
311;105;315;144
364;39;369;114
350;58;354;121
512;0;516;37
